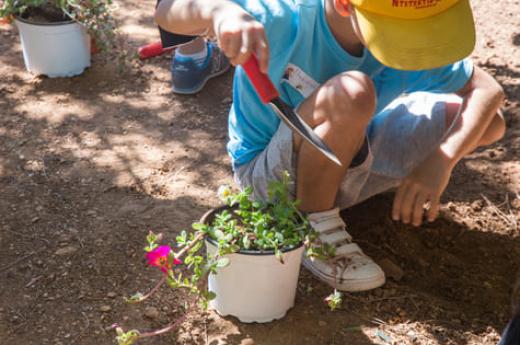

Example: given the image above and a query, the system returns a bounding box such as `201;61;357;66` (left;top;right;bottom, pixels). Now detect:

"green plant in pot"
114;172;342;345
0;0;123;77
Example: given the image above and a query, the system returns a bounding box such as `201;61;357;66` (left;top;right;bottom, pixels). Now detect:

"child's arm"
392;67;505;226
155;0;269;72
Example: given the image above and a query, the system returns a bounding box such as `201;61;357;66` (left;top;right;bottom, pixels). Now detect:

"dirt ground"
0;1;519;344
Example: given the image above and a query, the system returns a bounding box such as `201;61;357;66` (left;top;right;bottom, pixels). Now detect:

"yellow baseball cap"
350;0;476;70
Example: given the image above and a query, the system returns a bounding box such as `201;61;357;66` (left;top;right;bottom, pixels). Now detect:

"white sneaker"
303;208;385;292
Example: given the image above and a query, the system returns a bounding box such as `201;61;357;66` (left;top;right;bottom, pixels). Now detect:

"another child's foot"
171;41;230;95
303;208;385;292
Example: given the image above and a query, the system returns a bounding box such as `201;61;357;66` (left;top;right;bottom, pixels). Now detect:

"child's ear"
334;0;350;17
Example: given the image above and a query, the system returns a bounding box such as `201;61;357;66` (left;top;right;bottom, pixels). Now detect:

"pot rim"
15;14;74;26
201;205;305;256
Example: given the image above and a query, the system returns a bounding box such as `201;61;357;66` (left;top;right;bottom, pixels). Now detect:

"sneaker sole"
302;258;385;292
172;63;231;95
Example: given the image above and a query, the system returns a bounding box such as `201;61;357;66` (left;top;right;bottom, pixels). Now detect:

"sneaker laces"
308;208;371;283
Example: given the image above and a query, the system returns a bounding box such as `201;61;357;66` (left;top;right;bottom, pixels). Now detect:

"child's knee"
326;71;376;126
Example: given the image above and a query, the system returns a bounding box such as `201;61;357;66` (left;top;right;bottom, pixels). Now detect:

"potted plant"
0;0;120;77
114;172;342;345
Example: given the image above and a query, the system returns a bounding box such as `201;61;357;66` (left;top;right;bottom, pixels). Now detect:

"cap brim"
355;0;475;70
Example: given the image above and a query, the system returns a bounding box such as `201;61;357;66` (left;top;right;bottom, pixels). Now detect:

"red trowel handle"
138;41;173;60
242;55;279;104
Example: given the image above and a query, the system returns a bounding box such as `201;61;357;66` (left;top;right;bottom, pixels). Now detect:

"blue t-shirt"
228;0;473;168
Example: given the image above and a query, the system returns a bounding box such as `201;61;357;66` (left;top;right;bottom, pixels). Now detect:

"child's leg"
293;71;376;213
156;0;195;48
176;36;206;55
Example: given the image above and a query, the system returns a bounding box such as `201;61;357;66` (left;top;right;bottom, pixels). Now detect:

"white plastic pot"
206;241;304;323
202;207;305;323
15;17;91;78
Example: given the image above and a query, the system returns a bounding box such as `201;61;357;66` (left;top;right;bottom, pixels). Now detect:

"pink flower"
146;245;181;273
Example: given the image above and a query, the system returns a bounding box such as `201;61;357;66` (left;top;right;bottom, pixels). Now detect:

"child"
155;0;505;291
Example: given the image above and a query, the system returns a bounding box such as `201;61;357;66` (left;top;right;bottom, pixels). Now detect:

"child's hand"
392;151;453;226
212;9;269;73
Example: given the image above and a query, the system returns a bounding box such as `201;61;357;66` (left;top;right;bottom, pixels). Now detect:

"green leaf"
214;229;225;240
206;291;217;300
242;236;251;249
192;222;206;231
115;329;140;345
184;256;193;265
124;292;144;304
325;290;343;311
199;299;209;310
223;233;233;242
189;240;203;254
216;257;230;268
175;230;188;245
144;243;157;252
146;231;157;244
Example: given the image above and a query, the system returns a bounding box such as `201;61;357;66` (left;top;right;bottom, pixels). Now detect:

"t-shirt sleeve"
374;59;474;112
229;0;297;59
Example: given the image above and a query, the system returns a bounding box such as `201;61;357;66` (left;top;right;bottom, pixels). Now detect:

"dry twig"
481;193;518;230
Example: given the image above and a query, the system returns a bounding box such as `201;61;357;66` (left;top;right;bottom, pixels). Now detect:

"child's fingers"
231;26;254;66
412;192;428;227
226;32;242;61
235;22;267;67
240;25;253;55
218;32;229;54
392;182;408;221
399;186;417;224
253;28;269;73
218;24;243;62
427;196;440;222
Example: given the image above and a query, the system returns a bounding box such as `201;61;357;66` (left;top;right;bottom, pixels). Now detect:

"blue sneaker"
171;41;230;95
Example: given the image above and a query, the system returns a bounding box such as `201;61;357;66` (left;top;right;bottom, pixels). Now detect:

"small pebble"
144;306;159;319
378;258;404;281
54;246;77;256
99;305;112;312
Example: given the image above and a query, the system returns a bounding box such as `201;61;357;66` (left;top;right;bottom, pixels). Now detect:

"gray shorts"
234;92;457;209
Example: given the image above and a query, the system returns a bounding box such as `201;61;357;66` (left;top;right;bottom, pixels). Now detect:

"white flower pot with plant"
205;222;305;323
0;0;121;77
114;173;343;345
15;17;90;77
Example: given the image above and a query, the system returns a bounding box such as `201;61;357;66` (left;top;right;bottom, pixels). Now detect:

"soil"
21;5;70;24
0;0;519;344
